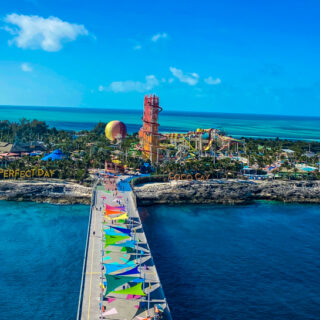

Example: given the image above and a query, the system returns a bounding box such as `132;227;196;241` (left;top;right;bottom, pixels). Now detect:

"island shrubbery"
1;119;320;184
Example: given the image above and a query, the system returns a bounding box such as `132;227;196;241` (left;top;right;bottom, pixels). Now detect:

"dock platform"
77;176;172;320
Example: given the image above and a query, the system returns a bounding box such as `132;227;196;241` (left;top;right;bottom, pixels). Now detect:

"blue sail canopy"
110;226;132;236
104;263;137;274
112;240;136;248
104;229;125;236
116;265;140;276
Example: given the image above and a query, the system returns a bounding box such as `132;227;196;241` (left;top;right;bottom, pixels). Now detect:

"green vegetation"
154;137;320;180
1;119;320;183
0;120;141;183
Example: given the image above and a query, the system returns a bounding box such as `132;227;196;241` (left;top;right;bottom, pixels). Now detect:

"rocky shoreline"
2;179;320;206
133;179;320;205
0;180;92;205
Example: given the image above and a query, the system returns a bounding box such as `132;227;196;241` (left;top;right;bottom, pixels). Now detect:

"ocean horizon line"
1;104;320;120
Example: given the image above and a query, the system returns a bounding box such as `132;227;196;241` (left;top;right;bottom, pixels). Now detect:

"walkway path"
79;175;172;320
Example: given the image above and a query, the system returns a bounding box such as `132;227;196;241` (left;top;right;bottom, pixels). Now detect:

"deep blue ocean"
0;201;89;319
1;201;320;319
1;105;320;140
141;202;320;320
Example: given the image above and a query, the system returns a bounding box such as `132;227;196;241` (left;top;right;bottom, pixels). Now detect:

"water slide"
162;128;243;155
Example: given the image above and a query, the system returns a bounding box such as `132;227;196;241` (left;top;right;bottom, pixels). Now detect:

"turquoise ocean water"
1;106;320;319
1;105;320;140
0;201;89;319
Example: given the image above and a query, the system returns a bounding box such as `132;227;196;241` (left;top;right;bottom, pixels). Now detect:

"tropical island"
1;96;320;204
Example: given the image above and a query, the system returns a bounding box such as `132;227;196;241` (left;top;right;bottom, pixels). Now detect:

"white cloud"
21;62;32;72
99;75;159;93
169;67;199;86
204;76;221;85
4;13;89;52
151;32;168;42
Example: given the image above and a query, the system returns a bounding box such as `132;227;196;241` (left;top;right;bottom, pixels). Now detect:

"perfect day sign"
0;168;55;179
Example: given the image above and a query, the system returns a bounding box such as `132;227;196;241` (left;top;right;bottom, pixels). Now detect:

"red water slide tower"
139;94;162;163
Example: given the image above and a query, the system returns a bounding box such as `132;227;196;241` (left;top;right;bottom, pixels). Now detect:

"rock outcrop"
0;180;92;204
133;180;320;205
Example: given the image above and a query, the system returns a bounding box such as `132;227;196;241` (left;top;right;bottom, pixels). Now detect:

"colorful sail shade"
105;274;136;295
116;265;139;276
105;213;128;221
111;282;145;296
110;226;132;236
105;235;130;247
112;240;136;248
104;263;135;274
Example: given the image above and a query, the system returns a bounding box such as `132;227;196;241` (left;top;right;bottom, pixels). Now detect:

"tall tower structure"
139;94;162;163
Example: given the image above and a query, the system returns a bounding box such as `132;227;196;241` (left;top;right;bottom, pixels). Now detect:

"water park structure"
138;94;243;164
138;95;163;163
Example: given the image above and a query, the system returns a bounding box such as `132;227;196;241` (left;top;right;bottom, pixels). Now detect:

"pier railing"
76;179;98;320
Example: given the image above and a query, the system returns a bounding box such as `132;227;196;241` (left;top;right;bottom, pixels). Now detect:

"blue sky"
0;0;319;116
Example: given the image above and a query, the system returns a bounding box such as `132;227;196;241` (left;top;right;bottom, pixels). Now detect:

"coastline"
133;179;320;205
2;178;320;206
0;180;92;205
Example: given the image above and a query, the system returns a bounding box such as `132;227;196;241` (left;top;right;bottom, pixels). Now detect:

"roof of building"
11;142;46;153
282;148;295;153
303;151;316;158
0;142;13;153
0;141;47;154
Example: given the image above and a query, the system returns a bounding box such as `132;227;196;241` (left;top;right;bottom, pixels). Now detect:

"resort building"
0;141;47;166
0;141;46;156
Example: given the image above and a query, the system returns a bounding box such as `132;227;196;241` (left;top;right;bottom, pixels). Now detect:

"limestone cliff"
133;180;320;205
0;180;92;204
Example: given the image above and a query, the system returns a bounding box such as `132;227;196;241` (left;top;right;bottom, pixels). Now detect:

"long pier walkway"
78;175;172;320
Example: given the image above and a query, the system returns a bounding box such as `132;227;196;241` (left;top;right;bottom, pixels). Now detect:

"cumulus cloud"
169;67;199;86
21;62;32;72
204;76;221;85
99;75;159;93
3;13;89;52
151;32;167;42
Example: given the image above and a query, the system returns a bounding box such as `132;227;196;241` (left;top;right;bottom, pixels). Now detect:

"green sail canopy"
104;235;130;247
111;282;146;296
104;274;136;295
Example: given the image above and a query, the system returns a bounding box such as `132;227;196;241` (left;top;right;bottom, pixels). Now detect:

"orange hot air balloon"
105;121;127;141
